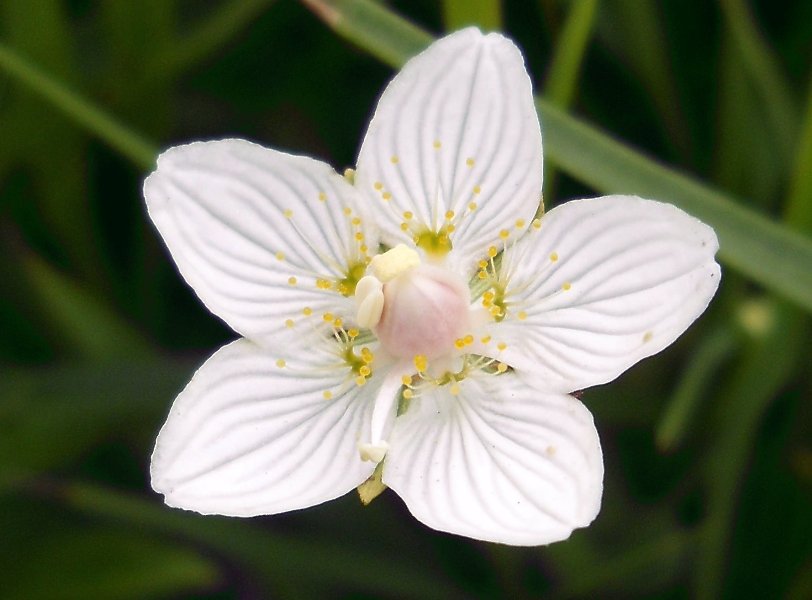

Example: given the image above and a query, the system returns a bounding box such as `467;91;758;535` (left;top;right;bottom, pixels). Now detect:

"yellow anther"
483;291;495;301
318;192;327;202
323;390;333;400
478;260;488;269
468;201;478;211
478;270;487;280
276;359;286;368
370;244;421;283
322;312;334;322
351;217;362;226
362;353;374;365
473;185;481;195
444;210;455;221
532;218;542;230
348;328;359;339
517;311;527;321
446;224;456;233
490;305;503;317
355;232;364;241
400;223;409;231
449;383;461;395
303;307;313;316
497;342;507;351
403;389;414;399
333;318;343;328
466;157;475;167
515;219;526;229
487;246;498;258
287;276;297;285
355;375;367;386
382;192;392;200
401;375;412;386
359;365;371;377
403;211;413;220
499;229;510;240
283;209;293;219
390;156;399;164
374;181;383;190
463;334;474;345
433;140;441;149
360;244;368;253
550;252;559;262
414;354;428;373
496;362;508;373
343;207;352;216
285;319;294;328
275;251;285;261
481;335;492;344
316;279;332;290
454;338;465;350
562;282;572;291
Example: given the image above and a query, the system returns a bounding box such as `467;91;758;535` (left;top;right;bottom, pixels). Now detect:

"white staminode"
145;28;720;546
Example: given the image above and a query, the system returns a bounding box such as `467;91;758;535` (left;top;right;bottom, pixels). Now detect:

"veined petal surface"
383;372;602;545
355;28;542;274
493;195;720;391
144;139;376;343
151;338;378;516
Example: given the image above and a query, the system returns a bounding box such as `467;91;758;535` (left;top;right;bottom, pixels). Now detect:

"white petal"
355;28;542;274
383;372;602;545
151;338;379;516
144;139;377;343
493;195;720;391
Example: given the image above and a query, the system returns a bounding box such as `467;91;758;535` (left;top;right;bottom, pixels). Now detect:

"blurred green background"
1;0;811;598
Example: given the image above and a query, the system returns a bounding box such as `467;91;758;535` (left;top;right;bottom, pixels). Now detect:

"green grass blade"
442;0;502;30
42;481;468;599
21;253;153;360
544;0;598;108
542;0;599;199
0;43;158;170
784;79;812;233
149;0;278;81
656;326;738;452
303;0;812;312
719;0;799;164
301;0;431;67
598;0;690;158
538;99;812;312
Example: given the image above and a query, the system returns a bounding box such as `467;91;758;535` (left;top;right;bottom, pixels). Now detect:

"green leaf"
0;525;219;600
20;253;153;360
537;99;812;312
51;481;468;599
303;0;812;313
719;0;799;166
655;326;738;452
544;0;598;108
0;43;158;170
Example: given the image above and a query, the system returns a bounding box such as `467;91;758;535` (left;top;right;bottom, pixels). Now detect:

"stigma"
354;244;472;360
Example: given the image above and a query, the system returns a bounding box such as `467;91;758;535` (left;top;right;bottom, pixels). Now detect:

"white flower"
145;28;720;546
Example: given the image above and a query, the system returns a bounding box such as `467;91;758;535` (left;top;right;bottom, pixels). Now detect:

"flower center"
355;245;471;360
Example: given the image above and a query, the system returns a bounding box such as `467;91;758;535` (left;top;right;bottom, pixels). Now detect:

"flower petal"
151;338;378;516
144;139;377;343
492;195;720;391
355;28;542;274
383;372;602;545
